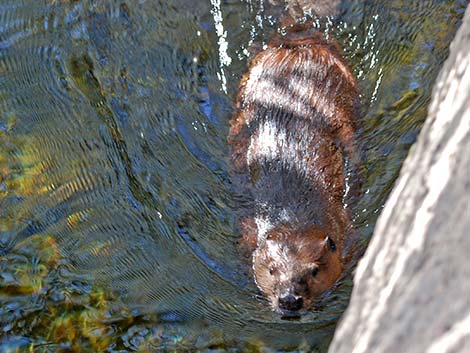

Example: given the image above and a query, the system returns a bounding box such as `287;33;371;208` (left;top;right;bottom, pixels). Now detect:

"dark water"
0;0;467;351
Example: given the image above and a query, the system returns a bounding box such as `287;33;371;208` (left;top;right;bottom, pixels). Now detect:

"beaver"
229;22;360;315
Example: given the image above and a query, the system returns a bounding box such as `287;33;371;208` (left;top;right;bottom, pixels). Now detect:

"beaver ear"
326;236;336;252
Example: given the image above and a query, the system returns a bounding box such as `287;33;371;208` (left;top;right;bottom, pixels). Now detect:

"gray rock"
328;5;470;353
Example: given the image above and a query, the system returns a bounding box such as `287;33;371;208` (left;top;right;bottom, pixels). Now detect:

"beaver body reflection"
229;28;360;315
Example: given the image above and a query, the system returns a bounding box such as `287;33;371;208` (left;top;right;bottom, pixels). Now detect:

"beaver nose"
278;295;303;311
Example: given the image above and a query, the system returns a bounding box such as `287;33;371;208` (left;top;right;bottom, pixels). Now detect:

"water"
0;0;467;351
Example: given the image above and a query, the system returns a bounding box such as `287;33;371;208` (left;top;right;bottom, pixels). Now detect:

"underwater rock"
329;5;470;353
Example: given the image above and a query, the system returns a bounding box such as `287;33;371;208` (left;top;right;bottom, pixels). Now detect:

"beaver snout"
279;294;303;312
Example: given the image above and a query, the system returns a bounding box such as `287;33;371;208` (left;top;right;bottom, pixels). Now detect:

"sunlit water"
0;0;467;351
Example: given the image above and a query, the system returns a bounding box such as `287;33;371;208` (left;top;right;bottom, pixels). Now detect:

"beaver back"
229;31;358;229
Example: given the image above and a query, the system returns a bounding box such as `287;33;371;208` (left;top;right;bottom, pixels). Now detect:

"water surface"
0;0;467;351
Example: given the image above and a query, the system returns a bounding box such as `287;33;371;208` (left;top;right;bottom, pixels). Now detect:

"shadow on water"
0;0;467;351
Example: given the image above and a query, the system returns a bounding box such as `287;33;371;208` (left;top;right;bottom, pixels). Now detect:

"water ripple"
0;0;467;351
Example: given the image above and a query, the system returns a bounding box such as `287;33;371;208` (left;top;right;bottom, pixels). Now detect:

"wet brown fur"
229;25;360;313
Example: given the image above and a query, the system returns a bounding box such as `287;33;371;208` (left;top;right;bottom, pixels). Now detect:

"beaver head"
252;224;343;315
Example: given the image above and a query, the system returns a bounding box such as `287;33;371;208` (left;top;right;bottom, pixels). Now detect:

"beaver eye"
327;236;336;252
311;267;319;277
269;266;276;275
